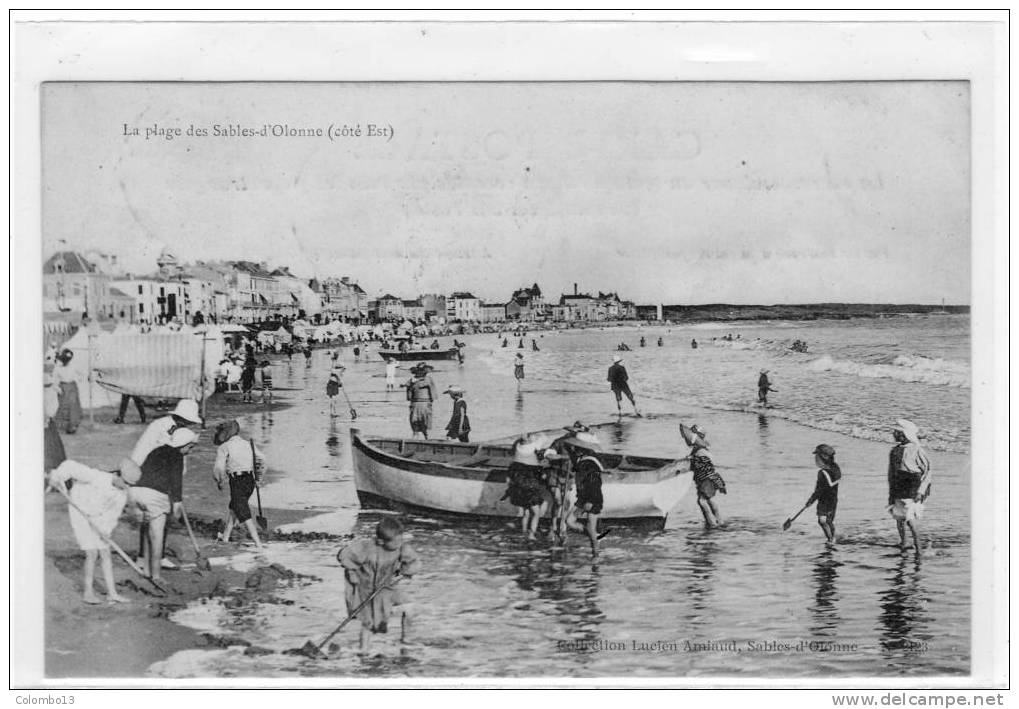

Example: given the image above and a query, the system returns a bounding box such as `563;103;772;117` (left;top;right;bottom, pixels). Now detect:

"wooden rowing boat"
376;347;459;362
351;429;691;524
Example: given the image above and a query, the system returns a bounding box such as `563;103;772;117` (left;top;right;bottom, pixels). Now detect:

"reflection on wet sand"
610;418;634;448
505;553;604;664
326;418;341;458
684;533;718;625
809;549;842;635
878;555;930;655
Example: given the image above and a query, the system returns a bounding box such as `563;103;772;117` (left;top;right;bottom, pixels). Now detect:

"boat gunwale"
352;431;687;485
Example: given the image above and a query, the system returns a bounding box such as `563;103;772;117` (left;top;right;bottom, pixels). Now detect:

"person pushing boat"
504;435;547;541
681;423;726;528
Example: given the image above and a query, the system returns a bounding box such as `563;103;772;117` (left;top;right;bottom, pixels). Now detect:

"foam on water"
150;321;970;678
807;354;969;388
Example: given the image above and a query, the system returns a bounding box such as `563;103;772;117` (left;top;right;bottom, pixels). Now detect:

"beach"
44;315;971;679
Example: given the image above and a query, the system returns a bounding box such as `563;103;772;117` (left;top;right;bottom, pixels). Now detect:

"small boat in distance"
351;429;692;525
376;347;459;361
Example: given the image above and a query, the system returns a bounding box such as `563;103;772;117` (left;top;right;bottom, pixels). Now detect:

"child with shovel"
212;419;265;551
49;457;141;604
337;518;420;654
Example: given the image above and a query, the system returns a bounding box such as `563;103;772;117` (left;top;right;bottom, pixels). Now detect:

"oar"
293;575;400;659
50;485;170;595
782;501;813;530
341;386;358;420
179;503;211;571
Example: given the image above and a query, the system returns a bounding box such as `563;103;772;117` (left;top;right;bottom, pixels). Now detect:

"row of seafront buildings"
42;249;368;329
42;249;641;331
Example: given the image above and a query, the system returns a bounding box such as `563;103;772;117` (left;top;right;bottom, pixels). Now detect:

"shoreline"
43;400;339;680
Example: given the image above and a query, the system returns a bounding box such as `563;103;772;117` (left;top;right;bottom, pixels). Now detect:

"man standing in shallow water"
887;418;932;557
607;355;639;416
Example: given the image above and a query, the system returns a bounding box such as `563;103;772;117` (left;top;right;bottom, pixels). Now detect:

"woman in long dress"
52;349;82;434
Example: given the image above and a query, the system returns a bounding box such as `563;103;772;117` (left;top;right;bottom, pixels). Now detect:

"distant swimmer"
502;338;508;348
657;337;663;347
518;338;525;349
887;419;932;558
758;369;776;406
617;343;631;352
691;339;698;349
607;355;639;416
514;353;525;390
531;339;540;352
640;336;646;347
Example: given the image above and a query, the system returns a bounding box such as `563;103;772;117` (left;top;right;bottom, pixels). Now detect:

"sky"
41;81;970;305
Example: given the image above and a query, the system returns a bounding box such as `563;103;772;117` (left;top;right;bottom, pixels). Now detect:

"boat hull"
377;348;459;361
351;431;691;522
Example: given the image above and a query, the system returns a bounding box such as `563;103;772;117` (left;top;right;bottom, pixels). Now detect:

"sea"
149;314;971;679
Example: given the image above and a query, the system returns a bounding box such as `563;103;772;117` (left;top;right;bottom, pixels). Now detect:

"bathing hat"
892;419;920;444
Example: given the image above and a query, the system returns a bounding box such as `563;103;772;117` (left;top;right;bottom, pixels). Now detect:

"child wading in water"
681;423;726;528
258;360;273;404
337;518;420;654
49;458;140;604
802;444;841;545
326;365;345;417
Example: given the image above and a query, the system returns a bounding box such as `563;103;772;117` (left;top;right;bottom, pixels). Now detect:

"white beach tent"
56;327;119;410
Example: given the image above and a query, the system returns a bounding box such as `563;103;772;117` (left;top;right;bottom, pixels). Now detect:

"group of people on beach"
46;397;270;603
401;361;471;442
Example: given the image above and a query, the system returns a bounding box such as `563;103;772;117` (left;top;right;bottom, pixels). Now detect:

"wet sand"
43;398;326;679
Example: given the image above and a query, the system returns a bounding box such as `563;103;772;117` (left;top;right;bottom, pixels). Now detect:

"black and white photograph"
11;15;1008;694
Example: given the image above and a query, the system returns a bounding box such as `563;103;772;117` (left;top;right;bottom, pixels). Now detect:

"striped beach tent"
92;331;223;401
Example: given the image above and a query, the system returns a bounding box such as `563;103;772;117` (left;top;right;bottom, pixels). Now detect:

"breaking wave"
806;354;970;388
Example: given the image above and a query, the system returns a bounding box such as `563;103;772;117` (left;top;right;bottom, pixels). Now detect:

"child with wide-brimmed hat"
802;443;842;545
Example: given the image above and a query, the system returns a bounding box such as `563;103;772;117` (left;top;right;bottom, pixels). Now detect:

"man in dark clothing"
758;370;775;406
129;428;196;583
607;355;639;416
113;394;147;424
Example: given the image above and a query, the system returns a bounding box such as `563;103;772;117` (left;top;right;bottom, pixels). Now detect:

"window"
139;303;144;313
160;287;165;297
138;285;143;295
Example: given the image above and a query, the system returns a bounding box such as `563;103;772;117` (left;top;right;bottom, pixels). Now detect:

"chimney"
341;276;350;285
574;283;578;295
